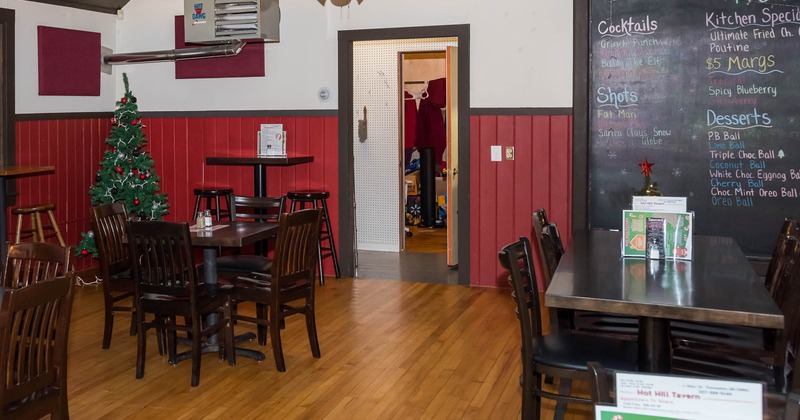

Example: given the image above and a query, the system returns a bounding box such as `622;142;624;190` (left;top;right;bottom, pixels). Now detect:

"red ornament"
639;159;654;177
81;249;88;255
134;199;140;205
121;97;128;104
132;119;140;125
111;117;116;124
115;166;123;173
140;174;146;180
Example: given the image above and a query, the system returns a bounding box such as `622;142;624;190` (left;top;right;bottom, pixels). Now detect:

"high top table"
545;229;784;373
206;155;313;198
0;166;55;262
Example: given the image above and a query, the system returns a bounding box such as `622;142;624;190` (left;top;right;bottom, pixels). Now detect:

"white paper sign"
632;196;687;213
259;124;285;156
615;372;762;420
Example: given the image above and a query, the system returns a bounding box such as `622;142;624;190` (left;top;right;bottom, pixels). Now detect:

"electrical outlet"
505;146;515;160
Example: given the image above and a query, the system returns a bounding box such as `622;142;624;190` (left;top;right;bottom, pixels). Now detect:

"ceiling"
26;0;131;14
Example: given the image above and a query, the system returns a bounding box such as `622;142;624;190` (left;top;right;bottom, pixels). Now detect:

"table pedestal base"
639;316;671;373
171;331;265;363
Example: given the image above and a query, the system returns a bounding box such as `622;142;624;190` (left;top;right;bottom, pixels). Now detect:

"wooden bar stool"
12;203;65;246
192;186;233;221
287;190;341;284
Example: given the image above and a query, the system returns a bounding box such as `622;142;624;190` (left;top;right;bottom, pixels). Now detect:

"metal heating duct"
103;40;245;65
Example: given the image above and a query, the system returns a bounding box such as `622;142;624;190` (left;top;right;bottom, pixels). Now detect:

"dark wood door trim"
338;24;471;285
0;9;15;207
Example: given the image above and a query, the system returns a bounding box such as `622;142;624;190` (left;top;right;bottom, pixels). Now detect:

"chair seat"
671;320;767;349
193;186;233;195
533;331;638;372
216;255;272;272
287;190;330;200
232;274;311;294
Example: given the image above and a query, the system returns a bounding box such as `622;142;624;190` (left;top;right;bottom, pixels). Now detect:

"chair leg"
102;300;114;349
256;303;268;346
270;304;286;372
34;213;45;243
14;213;22;243
193;196;202;219
46;210;66;246
191;318;202;387
554;378;572;420
223;300;236;366
529;372;541;420
320;200;341;278
305;301;321;358
316;241;325;285
129;312;137;336
135;312;146;379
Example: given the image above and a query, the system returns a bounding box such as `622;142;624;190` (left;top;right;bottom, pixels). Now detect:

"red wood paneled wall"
16;118;109;270
15;113;572;287
469;114;573;288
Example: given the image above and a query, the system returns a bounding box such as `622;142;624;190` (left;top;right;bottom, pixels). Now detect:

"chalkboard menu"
588;0;800;256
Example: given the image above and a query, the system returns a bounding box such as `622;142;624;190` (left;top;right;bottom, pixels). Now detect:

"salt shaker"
196;212;205;229
203;210;213;229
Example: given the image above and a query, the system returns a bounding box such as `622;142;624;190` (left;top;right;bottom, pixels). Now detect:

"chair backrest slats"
531;208;566;285
272;209;322;292
765;218;799;293
1;242;73;289
499;237;542;347
230;194;285;223
0;274;74;414
127;221;198;300
92;202;131;278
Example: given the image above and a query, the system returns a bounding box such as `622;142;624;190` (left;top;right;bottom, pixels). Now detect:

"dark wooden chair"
1;241;73;289
215;194;285;275
671;234;800;392
498;237;638;420
127;220;236;387
671;219;800;355
0;273;75;419
92;202;137;349
231;208;322;372
532;209;638;338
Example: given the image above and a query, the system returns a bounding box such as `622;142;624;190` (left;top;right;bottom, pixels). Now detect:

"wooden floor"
404;225;447;253
66;277;593;419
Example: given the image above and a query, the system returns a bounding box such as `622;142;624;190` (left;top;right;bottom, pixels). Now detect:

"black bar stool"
192;186;233;221
287;190;340;284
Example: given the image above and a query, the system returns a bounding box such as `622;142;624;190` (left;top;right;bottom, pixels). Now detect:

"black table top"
545;230;783;329
190;221;277;248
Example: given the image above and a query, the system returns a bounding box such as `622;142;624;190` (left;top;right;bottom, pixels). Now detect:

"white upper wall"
6;0;118;114
10;0;573;113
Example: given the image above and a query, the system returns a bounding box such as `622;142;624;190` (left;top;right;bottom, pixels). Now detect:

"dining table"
0;166;55;262
205;155;314;198
545;229;784;373
187;220;278;361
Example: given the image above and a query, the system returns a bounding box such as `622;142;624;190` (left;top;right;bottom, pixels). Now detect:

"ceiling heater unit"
184;0;280;43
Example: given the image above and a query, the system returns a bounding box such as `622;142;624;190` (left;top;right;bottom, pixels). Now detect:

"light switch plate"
505;146;515;160
490;145;502;162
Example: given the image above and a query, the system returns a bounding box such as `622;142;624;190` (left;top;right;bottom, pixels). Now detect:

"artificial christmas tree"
76;73;169;257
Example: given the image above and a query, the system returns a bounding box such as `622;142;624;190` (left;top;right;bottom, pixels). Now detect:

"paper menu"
258;124;286;156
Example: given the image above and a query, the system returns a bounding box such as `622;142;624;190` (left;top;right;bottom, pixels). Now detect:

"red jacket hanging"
415;77;446;167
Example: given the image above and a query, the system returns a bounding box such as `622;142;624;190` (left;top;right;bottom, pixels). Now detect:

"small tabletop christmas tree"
76;73;169;257
635;158;662;196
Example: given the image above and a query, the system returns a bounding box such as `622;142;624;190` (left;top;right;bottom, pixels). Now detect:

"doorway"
337;25;470;285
